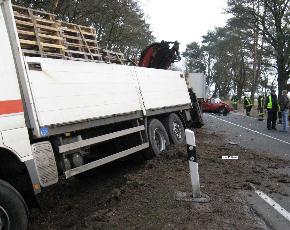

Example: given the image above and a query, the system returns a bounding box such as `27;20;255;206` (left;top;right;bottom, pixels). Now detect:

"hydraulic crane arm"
138;40;181;69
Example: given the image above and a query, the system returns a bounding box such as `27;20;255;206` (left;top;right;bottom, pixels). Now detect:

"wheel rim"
172;121;182;140
154;128;166;152
0;206;10;230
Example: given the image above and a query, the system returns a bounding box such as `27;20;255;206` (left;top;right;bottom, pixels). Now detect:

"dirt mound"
29;128;289;229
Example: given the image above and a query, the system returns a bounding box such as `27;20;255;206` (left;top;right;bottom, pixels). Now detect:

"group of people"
231;89;290;132
264;89;289;132
231;94;253;116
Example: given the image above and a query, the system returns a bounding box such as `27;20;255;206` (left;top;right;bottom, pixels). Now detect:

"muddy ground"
29;127;290;230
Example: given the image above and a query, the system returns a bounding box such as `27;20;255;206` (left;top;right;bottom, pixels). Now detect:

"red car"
202;98;233;115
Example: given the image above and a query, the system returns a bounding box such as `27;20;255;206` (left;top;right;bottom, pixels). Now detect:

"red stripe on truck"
0;99;23;115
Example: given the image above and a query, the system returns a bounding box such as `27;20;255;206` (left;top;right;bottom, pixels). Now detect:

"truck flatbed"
24;57;190;137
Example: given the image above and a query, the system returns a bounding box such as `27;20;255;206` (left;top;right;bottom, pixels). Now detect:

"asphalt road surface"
205;112;290;160
204;112;290;230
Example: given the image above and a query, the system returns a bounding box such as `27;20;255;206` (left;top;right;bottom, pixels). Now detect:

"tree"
182;42;206;73
201;27;251;99
226;15;273;101
184;0;286;100
227;0;290;98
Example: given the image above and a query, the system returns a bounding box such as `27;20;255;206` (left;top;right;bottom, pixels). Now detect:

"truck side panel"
134;67;191;111
0;114;25;131
1;128;33;160
25;57;142;127
0;3;32;160
0;5;24;130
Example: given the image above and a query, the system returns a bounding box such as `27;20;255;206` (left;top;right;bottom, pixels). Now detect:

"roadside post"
175;129;210;203
186;129;201;198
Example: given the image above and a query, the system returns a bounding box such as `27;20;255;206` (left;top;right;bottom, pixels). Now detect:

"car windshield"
211;98;221;103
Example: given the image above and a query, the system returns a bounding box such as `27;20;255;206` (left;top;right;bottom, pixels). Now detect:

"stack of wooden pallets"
13;5;65;59
13;5;126;64
59;21;102;61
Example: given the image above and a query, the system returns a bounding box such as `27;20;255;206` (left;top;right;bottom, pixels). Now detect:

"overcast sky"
139;0;230;52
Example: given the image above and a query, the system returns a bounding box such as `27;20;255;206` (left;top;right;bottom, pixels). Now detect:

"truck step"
64;143;149;178
58;125;145;153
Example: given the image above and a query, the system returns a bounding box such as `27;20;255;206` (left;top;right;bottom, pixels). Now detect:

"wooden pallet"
13;5;125;64
102;49;126;64
13;5;65;58
59;21;102;61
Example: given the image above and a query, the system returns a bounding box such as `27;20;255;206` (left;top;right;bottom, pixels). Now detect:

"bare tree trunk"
250;29;258;103
250;1;260;103
106;17;117;49
277;58;288;100
237;53;246;101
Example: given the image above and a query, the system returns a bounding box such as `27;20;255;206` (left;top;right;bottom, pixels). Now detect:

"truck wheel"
0;179;28;230
147;119;170;156
164;113;185;144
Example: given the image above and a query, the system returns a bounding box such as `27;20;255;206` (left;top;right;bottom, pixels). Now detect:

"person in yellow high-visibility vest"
257;94;264;121
243;95;252;116
231;95;238;110
265;89;279;130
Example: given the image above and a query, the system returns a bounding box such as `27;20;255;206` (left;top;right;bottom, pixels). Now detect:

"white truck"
0;1;197;229
187;73;207;100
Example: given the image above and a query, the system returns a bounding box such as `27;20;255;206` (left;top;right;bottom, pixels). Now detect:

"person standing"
231;95;238;110
243;95;252;116
257;94;265;121
265;89;279;130
278;111;282;124
279;90;289;132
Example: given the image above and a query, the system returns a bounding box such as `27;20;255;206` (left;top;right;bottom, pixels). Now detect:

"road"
204;112;290;230
205;112;290;160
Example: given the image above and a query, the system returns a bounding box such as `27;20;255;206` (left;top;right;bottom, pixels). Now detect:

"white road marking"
231;112;257;120
255;190;290;223
208;114;290;145
231;112;256;118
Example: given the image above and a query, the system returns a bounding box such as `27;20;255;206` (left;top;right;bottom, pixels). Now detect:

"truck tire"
164;113;185;144
0;179;28;230
147;119;170;156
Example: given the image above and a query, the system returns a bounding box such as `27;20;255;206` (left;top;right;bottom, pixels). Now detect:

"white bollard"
185;129;201;198
175;129;209;203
